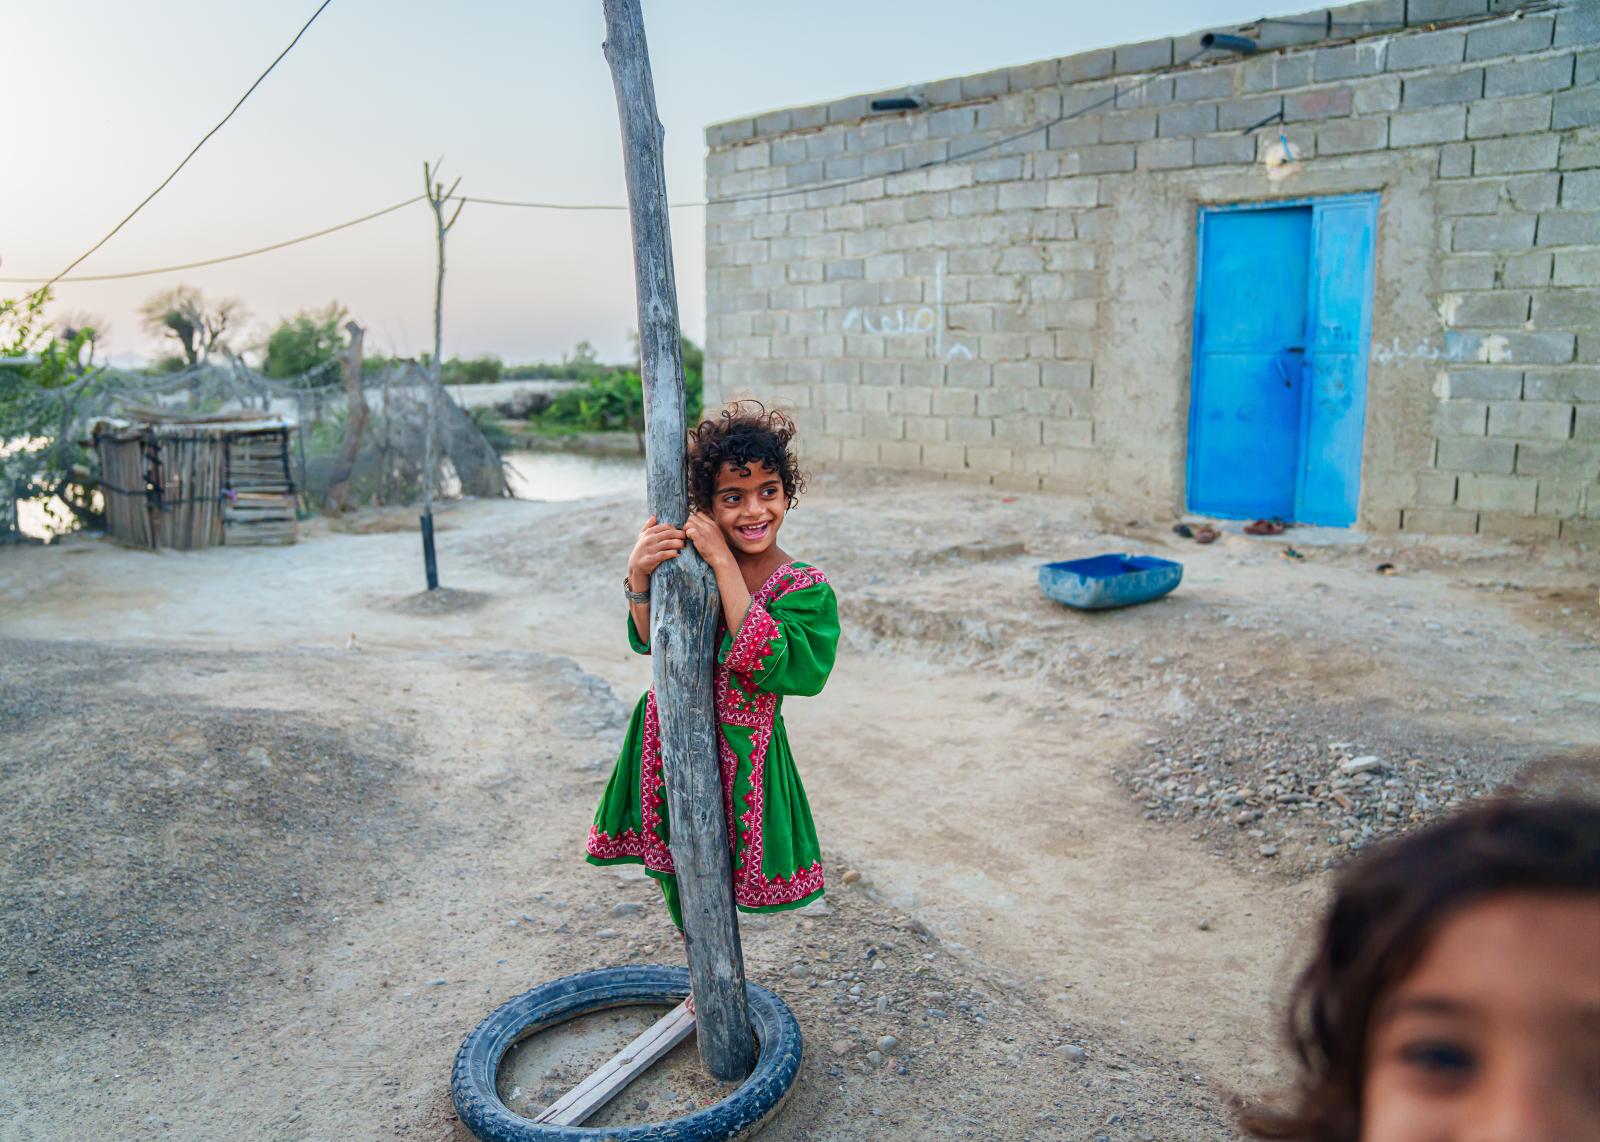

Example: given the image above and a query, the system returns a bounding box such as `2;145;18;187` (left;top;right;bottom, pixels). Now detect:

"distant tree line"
3;281;709;537
210;293;708;444
202;293;708;446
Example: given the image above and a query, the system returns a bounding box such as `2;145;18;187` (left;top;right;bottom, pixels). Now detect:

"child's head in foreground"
687;402;805;562
1242;797;1600;1142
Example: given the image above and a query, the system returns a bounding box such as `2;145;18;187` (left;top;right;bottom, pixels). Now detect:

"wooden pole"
293;393;310;512
534;1001;697;1126
420;162;463;591
601;0;757;1083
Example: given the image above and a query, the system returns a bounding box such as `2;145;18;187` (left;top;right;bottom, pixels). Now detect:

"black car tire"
451;965;802;1142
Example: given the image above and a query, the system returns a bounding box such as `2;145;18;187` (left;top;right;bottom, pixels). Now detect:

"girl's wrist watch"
624;576;650;604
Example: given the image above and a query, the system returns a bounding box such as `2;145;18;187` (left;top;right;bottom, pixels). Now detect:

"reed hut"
91;411;298;549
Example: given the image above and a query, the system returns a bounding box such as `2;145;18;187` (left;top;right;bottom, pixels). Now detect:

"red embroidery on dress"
585;692;673;873
720;715;741;860
719;563;828;908
725;603;780;676
592;563;829;908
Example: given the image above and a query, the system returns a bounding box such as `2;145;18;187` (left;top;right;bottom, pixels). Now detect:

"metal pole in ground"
601;0;757;1083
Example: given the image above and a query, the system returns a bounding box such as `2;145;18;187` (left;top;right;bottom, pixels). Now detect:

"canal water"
502;451;643;502
8;449;644;542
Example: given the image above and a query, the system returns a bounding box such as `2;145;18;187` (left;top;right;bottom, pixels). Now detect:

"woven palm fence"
92;411;297;549
8;357;508;545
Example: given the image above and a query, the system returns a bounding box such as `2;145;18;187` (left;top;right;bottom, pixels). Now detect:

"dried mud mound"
0;640;424;1043
378;586;494;616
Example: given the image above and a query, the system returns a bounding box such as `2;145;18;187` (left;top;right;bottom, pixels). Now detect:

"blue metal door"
1187;195;1377;526
1187;206;1312;520
1297;197;1378;526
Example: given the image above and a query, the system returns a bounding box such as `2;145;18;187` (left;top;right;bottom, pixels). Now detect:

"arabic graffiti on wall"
839;263;975;360
1369;333;1513;367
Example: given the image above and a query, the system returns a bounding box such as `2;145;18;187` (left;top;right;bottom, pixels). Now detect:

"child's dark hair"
1239;797;1600;1141
687;401;806;513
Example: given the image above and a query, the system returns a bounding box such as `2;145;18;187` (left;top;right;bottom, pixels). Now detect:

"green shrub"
542;371;644;433
263;303;346;380
534;365;703;442
442;356;502;385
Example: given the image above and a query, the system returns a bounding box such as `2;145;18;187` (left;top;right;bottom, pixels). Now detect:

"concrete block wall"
703;0;1600;540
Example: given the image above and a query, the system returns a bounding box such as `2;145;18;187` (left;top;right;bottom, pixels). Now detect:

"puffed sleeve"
718;570;838;697
627;613;650;655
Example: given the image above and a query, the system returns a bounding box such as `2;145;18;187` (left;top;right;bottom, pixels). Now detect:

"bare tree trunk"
293;392;310;510
420;162;464;591
325;321;368;513
3;477;19;544
379;370;393;505
602;0;756;1084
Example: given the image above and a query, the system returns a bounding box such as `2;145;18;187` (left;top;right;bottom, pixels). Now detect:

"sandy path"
1;606;1233;1139
1;497;1311;1083
790;662;1322;1088
3;473;1596;1138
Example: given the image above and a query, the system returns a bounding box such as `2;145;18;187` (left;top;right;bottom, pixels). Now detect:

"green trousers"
658;876;683;930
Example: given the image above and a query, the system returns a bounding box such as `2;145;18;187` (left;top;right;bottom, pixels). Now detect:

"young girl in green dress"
585;404;838;931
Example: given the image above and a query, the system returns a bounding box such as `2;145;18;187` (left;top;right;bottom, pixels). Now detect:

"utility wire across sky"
10;1;1421;293
2;197;425;285
0;195;701;284
36;0;336;290
3;44;1208;287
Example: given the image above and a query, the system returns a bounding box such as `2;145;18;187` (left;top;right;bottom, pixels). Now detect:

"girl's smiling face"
712;460;786;559
1361;891;1600;1142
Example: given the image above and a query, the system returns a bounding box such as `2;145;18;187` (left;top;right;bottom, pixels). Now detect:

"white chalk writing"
839;263;974;360
1370;334;1512;366
843;306;937;336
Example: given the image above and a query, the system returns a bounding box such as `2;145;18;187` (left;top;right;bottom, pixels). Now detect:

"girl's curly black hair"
687;401;807;513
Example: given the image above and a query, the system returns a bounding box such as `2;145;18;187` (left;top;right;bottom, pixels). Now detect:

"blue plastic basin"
1037;553;1184;611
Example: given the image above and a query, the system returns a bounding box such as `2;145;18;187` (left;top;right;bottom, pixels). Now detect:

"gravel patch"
1116;701;1546;877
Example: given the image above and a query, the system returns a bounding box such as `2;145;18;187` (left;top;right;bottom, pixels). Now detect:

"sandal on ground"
1172;523;1194;538
1194;526;1219;545
1244;518;1287;536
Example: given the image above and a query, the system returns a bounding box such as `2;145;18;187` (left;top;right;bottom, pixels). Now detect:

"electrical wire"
446;72;1202;219
0;195;422;284
1254;15;1404;29
1252;2;1555;31
9;44;1212;285
705;46;1208;209
14;0;1531;287
0;193;717;283
458;195;703;211
38;0;335;289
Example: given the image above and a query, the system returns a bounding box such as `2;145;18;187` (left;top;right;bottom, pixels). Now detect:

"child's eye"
1400;1040;1477;1077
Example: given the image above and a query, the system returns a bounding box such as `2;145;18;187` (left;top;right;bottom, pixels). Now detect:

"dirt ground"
2;470;1596;1141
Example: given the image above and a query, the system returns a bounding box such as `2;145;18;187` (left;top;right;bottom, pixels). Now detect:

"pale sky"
4;0;1309;367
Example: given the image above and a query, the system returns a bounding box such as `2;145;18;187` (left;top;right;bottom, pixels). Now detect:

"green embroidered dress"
586;562;837;926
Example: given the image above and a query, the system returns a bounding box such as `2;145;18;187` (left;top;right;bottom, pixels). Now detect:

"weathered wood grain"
534;1000;697;1126
324;321;368;513
601;0;757;1083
